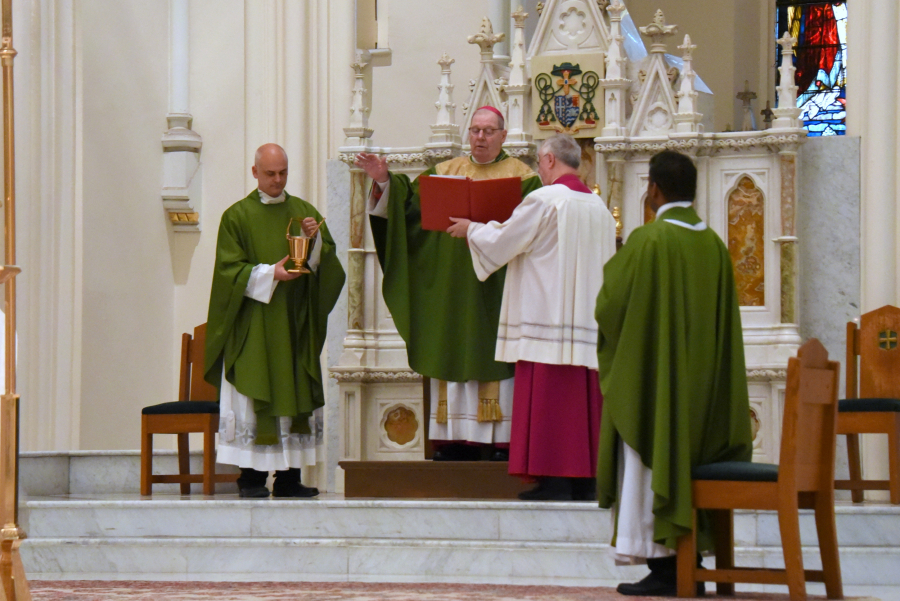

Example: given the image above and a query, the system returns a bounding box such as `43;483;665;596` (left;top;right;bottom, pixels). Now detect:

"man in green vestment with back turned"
594;150;752;596
205;143;345;498
354;107;541;461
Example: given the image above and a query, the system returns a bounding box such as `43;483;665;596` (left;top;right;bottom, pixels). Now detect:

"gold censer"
286;217;325;274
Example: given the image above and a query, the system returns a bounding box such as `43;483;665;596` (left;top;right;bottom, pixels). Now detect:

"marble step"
21;534;900;590
19;496;900;588
21;498;900;547
20;451;240;497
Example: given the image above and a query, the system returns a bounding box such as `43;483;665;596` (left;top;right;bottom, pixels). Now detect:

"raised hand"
354;152;389;184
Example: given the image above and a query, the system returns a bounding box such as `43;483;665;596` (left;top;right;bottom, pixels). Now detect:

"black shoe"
571;477;597;501
238;485;270;498
431;443;480;461
272;468;320;498
489;448;509;461
517;477;573;500
237;468;269;498
272;483;320;498
617;556;705;597
616;570;677;596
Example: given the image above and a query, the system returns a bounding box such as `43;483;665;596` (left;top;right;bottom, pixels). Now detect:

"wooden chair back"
779;338;840;493
847;305;900;399
179;323;218;402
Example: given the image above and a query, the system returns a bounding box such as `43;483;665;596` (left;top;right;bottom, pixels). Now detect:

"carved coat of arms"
534;62;600;135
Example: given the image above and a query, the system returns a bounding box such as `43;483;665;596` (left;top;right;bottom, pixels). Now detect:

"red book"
419;175;522;231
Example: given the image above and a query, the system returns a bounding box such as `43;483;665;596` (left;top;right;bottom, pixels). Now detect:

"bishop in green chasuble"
204;145;344;479
355;107;541;449
594;152;751;590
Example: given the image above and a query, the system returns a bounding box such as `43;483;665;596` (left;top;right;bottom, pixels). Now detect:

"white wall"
368;0;488;148
79;1;175;449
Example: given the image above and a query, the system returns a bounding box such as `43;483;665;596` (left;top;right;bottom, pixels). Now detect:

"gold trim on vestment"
435;155;537;182
436;381;448;424
476;381;502;423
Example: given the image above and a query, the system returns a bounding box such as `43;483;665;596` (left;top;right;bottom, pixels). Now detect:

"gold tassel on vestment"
436;381;448;424
477;382;502;423
491;398;503;421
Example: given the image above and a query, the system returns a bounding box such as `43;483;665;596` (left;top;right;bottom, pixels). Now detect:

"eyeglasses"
468;127;500;137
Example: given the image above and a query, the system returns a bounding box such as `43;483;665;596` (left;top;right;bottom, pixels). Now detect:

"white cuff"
367;180;390;218
244;263;278;303
306;231;322;272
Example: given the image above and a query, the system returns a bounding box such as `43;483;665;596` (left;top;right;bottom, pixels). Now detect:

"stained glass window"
776;1;847;136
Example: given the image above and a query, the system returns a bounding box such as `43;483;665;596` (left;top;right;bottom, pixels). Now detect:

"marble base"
20;451;240;497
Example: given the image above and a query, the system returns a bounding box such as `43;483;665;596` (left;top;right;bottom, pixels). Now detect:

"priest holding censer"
205;143;345;498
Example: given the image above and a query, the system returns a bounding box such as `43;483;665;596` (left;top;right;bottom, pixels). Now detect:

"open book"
419;175;522;232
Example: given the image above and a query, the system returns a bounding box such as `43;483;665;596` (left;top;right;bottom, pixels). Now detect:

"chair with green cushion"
835;305;900;504
676;338;842;601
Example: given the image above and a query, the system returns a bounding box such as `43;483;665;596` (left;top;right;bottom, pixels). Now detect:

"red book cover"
419;175;522;231
469;177;522;224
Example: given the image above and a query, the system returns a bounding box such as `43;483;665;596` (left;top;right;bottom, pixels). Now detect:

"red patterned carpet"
32;581;607;600
28;581;847;601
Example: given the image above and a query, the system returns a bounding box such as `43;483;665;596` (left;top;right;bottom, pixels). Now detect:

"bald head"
252;143;289;197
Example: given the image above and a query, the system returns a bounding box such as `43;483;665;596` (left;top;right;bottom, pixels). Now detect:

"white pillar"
847;0;900;499
489;0;509;61
161;0;202;231
15;0;83;451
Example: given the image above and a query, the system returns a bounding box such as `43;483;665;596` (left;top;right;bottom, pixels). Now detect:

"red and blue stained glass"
776;2;847;136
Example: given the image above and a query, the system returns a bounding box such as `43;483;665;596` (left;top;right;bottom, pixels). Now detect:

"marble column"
778;146;799;325
15;0;82;451
489;0;510;62
161;0;202;231
846;0;900;499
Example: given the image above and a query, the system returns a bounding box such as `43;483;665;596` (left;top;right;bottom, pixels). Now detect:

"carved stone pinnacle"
640;9;677;49
468;17;505;52
778;32;797;55
511;6;528;27
438;53;455;70
678;35;696;60
606;0;626;19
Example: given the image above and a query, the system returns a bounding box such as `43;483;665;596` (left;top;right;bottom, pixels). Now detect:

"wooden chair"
676;338;842;601
140;323;238;495
834;305;900;504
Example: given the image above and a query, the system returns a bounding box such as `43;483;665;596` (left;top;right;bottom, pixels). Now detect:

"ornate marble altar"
331;0;807;490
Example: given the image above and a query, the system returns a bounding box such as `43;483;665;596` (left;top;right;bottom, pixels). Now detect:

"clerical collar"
655;200;693;219
656;200;707;231
259;189;286;204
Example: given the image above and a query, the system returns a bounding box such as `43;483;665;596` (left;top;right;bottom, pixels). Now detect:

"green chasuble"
204;190;345;445
594;205;752;551
370;151;541;382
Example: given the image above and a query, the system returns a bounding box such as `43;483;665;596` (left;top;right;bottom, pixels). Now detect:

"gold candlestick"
0;0;30;597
